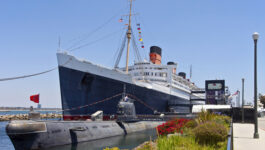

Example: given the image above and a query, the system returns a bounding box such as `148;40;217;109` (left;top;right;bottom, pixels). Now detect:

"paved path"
259;117;265;129
233;117;265;150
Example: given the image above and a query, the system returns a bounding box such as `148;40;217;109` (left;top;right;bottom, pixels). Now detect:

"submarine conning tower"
149;46;162;65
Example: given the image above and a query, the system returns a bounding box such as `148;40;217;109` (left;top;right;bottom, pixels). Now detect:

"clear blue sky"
0;0;264;108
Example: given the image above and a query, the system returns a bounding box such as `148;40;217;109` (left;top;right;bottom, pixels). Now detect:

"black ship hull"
58;66;191;120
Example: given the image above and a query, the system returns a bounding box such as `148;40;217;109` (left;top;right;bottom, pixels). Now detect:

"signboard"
205;80;225;104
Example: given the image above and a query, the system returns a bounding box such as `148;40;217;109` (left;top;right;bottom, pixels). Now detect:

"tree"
259;93;265;108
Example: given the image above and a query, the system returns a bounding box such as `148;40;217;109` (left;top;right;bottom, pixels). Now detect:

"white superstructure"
57;52;204;102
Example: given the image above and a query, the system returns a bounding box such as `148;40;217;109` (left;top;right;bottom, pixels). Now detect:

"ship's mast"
125;0;133;73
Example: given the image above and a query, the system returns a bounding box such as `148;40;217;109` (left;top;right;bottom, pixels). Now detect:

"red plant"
156;118;190;136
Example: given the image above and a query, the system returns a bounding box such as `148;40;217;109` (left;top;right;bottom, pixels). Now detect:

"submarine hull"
6;120;162;150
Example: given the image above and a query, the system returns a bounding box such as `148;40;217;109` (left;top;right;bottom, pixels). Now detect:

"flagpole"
38;93;40;109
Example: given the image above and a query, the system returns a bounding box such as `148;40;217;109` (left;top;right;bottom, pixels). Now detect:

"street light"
252;32;259;139
242;78;245;123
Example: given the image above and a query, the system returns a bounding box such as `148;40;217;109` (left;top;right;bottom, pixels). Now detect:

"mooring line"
58;93;123;113
0;58;72;82
58;93;156;114
126;93;156;111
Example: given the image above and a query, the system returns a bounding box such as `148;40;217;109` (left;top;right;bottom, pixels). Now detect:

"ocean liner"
57;0;204;120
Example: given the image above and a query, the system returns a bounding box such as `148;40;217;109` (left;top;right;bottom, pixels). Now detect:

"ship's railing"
116;115;164;122
127;64;200;91
171;80;190;91
171;74;194;89
191;89;205;93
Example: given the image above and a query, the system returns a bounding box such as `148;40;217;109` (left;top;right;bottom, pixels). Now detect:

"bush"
156;118;190;136
157;135;216;150
196;109;216;124
184;119;198;129
103;147;120;150
193;121;228;145
135;141;156;150
213;115;231;129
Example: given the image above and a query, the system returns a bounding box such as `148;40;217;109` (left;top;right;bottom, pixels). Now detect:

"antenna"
122;84;126;99
190;65;192;80
58;36;61;52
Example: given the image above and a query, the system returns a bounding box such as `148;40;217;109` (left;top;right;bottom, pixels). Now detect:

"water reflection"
45;129;157;150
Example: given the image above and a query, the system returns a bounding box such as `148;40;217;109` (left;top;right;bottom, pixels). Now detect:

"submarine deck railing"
116;114;197;122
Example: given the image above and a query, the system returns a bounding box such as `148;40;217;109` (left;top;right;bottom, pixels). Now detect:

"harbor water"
0;121;14;150
0;111;61;150
0;111;157;150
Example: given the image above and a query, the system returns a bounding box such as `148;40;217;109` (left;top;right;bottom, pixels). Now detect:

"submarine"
6;120;162;150
6;95;164;150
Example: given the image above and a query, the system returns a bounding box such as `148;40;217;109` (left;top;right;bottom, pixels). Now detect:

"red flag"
30;94;39;103
232;91;239;96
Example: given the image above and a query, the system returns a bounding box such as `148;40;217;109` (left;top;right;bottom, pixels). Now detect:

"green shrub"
157;135;216;150
213;115;231;129
214;115;231;125
103;147;121;150
196;109;216;124
136;141;155;150
193;121;228;146
184;119;198;129
216;140;228;150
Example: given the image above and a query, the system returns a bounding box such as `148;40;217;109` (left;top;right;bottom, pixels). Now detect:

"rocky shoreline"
0;113;62;121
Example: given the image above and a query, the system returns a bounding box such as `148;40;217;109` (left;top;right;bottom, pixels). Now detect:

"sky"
0;0;265;108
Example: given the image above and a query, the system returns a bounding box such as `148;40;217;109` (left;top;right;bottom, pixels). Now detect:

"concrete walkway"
233;119;265;150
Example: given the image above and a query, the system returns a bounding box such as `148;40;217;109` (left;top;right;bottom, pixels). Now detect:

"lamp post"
253;32;259;139
242;78;245;123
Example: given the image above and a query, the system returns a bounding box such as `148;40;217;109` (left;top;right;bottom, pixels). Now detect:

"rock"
0;113;63;121
167;132;182;138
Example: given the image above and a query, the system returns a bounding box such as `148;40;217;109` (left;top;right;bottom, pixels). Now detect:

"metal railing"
227;119;233;150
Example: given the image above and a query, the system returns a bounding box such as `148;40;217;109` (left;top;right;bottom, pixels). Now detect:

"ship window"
151;72;153;76
144;72;149;76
